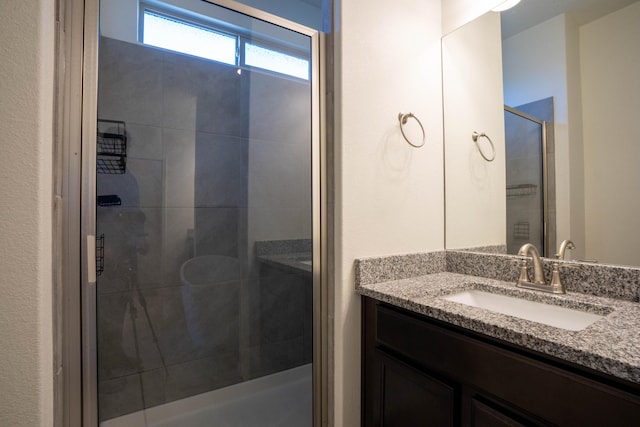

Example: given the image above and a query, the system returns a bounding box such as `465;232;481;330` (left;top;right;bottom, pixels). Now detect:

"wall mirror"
443;0;640;267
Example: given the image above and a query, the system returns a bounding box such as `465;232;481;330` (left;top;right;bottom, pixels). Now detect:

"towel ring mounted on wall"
471;131;496;162
398;112;426;148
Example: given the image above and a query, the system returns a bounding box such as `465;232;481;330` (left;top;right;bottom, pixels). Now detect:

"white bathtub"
101;363;312;427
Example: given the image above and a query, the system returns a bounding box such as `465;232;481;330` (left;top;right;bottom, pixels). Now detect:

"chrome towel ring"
471;131;496;162
398;112;425;148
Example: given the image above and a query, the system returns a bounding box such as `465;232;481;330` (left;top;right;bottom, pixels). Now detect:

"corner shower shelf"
507;184;537;198
97;119;127;174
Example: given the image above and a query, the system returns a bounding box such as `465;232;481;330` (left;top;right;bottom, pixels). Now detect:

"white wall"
333;0;444;424
581;2;640;266
0;1;55;426
443;12;506;250
565;14;585;260
502;14;586;258
442;0;505;35
503;15;568;121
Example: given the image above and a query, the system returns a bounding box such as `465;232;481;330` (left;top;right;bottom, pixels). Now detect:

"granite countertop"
356;271;640;384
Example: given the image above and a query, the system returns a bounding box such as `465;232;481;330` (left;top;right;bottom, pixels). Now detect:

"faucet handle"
517;259;530;284
549;262;567;294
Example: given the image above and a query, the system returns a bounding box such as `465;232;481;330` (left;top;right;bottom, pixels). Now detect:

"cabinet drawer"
374;302;640;426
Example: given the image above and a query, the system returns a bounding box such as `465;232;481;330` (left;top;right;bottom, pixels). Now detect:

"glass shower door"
504;106;546;255
94;2;316;425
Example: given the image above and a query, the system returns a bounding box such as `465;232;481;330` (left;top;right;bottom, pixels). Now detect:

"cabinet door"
377;352;456;427
471;398;526;427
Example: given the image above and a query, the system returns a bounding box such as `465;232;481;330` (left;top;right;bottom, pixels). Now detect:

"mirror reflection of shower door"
93;1;318;425
504;106;547;255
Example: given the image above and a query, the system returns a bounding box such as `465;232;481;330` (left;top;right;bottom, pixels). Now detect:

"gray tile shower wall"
162;51;244;135
195;134;248;208
245;71;312;143
96;36;312;421
98;38;164;127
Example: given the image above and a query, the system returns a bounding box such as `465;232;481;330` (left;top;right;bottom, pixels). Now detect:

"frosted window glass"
245;43;309;80
143;11;237;65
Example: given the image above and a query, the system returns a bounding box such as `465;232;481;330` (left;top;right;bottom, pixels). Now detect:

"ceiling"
501;0;639;39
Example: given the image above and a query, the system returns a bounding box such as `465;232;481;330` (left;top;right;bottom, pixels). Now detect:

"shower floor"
100;364;312;427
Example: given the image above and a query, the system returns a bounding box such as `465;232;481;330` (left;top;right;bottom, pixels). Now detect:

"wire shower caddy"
97;119;127;174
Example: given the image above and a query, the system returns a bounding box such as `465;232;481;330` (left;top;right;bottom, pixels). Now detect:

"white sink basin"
442;290;605;331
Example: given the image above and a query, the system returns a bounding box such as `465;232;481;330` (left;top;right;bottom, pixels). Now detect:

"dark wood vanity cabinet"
362;296;640;427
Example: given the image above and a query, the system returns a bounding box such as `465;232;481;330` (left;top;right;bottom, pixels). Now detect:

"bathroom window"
140;6;309;80
245;43;309;80
142;10;238;65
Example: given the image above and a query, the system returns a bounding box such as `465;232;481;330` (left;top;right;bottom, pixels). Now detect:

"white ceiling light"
492;0;521;12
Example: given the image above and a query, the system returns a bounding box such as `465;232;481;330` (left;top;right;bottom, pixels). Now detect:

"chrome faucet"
516;243;566;294
556;239;575;260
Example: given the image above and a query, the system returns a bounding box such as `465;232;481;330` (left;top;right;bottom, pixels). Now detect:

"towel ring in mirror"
472;131;496;162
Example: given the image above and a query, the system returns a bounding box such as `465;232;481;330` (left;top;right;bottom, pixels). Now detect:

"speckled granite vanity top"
355;251;640;384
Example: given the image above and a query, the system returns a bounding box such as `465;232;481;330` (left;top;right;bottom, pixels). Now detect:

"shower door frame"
504;105;550;256
77;1;328;426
